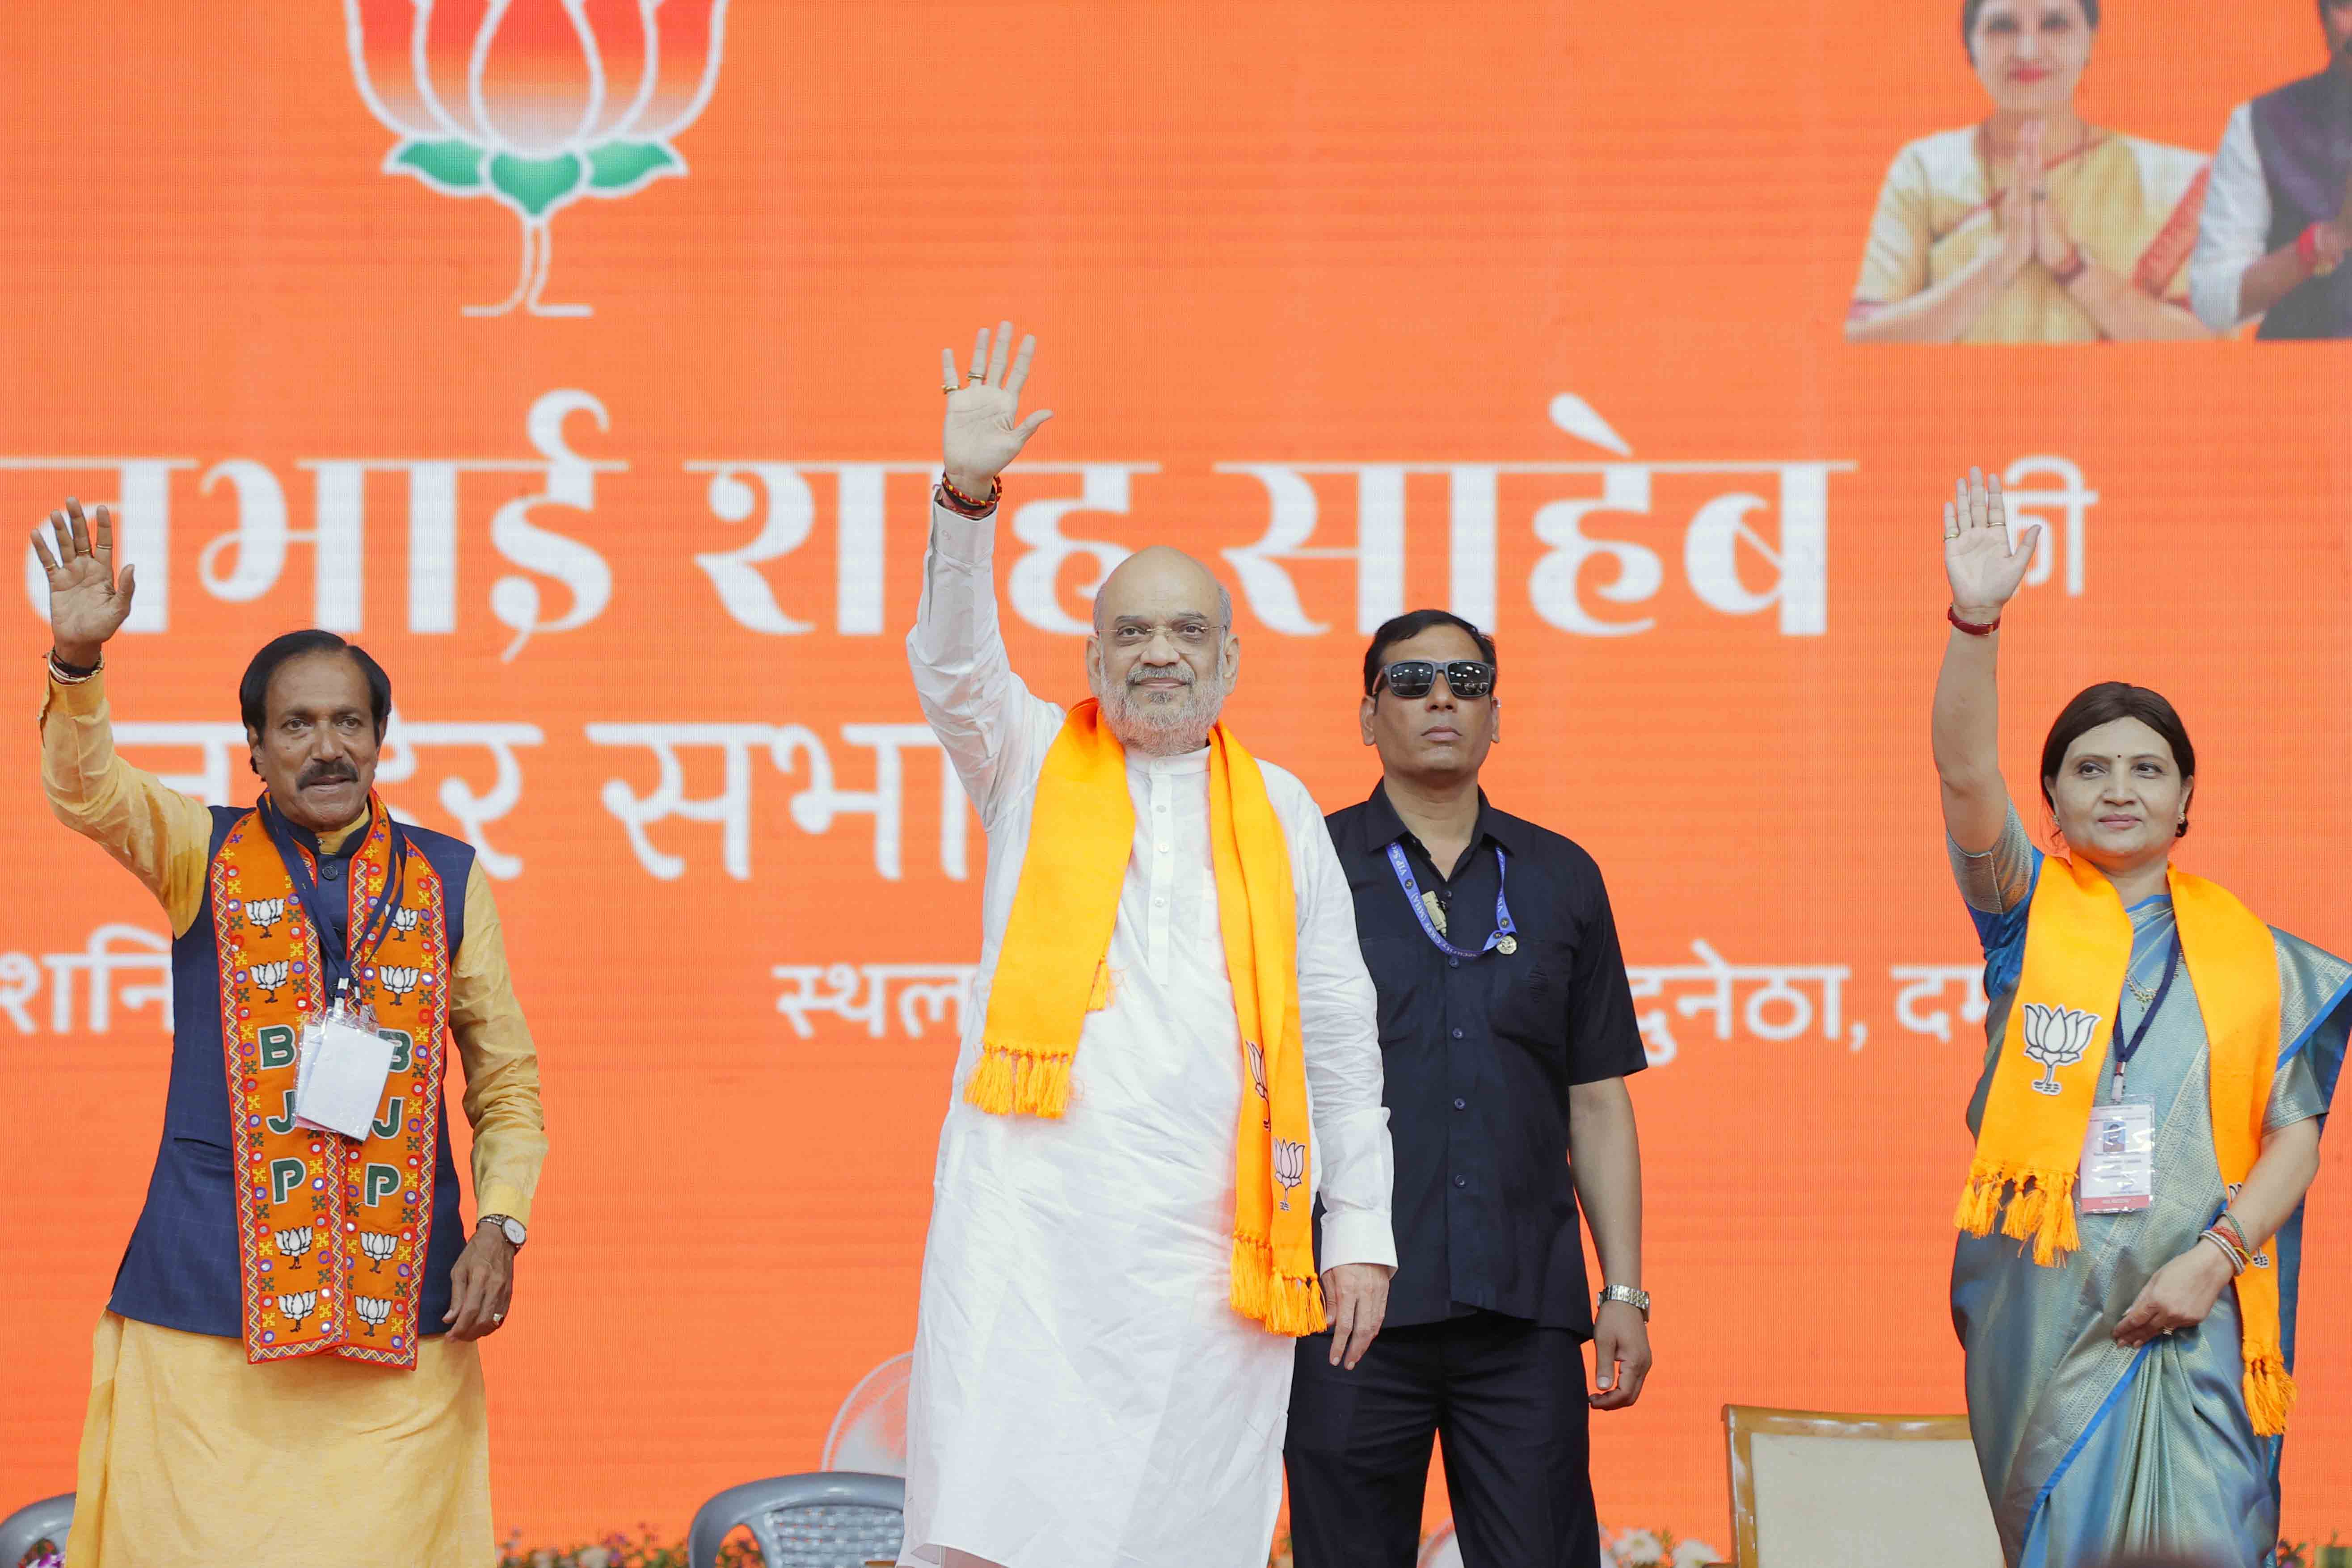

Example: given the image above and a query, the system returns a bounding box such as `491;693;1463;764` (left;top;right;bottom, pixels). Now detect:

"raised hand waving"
1943;468;2041;623
940;321;1053;500
30;498;137;668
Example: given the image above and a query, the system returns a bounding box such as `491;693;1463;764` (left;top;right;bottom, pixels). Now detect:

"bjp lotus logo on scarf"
343;0;731;317
1272;1139;1307;1210
2019;1003;2099;1095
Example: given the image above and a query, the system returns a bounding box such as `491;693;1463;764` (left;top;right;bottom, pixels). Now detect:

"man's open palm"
941;321;1052;493
30;498;137;660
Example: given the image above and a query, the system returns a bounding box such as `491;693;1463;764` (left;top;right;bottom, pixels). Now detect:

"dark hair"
240;631;392;740
1964;0;2101;53
2038;681;2195;836
1362;610;1498;696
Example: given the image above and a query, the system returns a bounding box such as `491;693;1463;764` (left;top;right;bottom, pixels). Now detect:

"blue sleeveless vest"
2251;69;2352;341
107;808;476;1340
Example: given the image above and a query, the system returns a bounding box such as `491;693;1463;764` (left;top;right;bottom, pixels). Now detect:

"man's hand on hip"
1588;1299;1651;1410
444;1226;515;1341
1321;1262;1393;1370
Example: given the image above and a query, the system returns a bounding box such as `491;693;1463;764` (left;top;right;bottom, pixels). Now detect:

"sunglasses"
1374;660;1496;700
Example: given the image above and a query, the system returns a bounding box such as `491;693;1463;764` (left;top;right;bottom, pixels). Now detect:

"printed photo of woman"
1847;0;2214;342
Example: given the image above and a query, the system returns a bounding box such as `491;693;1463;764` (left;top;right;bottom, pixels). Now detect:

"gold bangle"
46;650;102;684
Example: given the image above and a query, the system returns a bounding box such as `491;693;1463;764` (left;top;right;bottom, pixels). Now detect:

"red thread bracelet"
2298;223;2322;271
1948;605;2001;636
938;474;1001;516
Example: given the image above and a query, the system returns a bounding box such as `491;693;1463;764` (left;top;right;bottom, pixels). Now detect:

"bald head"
1092;546;1231;634
1086;546;1241;756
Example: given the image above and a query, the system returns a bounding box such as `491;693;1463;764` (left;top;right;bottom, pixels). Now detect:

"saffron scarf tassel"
1229;1236;1327;1336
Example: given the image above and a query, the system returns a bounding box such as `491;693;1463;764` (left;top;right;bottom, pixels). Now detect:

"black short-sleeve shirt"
1325;782;1647;1333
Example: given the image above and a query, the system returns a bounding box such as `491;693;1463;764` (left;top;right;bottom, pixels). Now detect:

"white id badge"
292;995;395;1141
2078;1099;2155;1214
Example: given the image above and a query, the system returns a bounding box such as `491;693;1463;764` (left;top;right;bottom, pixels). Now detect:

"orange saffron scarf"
969;700;1325;1335
1958;851;2297;1432
215;796;452;1369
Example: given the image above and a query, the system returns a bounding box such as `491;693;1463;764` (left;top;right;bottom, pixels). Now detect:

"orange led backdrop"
3;0;2348;1548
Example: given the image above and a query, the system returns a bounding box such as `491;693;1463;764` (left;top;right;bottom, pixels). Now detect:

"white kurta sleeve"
2190;104;2272;333
1290;790;1396;1272
906;496;1062;825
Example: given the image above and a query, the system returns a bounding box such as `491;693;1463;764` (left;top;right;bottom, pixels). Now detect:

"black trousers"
1283;1312;1599;1568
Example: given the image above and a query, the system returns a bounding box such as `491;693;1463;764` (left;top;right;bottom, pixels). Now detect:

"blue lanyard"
260;795;406;995
2111;937;2181;1096
1386;841;1517;959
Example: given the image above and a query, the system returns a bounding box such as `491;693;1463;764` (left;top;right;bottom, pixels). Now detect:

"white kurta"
901;500;1395;1568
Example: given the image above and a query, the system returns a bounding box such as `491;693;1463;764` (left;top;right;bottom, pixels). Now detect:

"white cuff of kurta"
930;498;995;568
1318;1208;1397;1272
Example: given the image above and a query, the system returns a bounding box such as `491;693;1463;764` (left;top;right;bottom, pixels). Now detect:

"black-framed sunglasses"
1374;660;1496;700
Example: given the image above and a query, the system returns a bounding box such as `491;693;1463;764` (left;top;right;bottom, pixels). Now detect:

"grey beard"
1093;664;1232;755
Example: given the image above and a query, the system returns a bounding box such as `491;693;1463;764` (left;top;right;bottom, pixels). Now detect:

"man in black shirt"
1284;609;1651;1568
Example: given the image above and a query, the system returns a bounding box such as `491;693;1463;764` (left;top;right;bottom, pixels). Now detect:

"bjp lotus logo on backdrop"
344;0;730;316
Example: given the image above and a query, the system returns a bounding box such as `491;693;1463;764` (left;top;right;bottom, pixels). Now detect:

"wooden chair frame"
1720;1404;1974;1568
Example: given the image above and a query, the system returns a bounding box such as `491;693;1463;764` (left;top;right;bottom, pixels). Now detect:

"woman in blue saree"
1931;470;2350;1567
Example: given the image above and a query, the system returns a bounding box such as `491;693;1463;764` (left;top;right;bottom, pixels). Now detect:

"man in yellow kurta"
30;498;548;1568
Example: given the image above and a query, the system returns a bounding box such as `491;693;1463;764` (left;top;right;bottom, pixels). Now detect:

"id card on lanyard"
2078;937;2179;1215
1387;841;1517;959
264;799;406;1142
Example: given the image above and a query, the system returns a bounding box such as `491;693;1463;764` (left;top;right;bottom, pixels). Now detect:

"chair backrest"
1722;1406;2001;1568
0;1493;74;1568
686;1472;904;1568
820;1352;910;1476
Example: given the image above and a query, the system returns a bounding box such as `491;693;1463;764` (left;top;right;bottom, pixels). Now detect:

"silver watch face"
492;1216;526;1247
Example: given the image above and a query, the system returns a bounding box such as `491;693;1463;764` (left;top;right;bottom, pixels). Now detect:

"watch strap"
1599;1283;1651;1321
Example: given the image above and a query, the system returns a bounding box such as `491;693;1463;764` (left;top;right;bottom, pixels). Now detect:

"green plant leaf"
586;140;680;192
388;138;485;191
488;151;584;218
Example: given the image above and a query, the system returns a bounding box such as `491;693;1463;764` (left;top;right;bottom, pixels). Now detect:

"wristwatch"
479;1214;527;1249
1598;1283;1650;1322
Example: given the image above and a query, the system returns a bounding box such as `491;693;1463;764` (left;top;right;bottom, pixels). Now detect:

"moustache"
299;764;358;787
1127;665;1195;686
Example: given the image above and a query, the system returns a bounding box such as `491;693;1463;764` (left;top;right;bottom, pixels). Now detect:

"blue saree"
1950;812;2352;1567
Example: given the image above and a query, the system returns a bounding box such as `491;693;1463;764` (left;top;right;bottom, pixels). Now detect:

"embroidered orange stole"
214;796;452;1368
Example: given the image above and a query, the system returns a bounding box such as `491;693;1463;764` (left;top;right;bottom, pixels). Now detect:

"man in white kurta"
900;325;1395;1568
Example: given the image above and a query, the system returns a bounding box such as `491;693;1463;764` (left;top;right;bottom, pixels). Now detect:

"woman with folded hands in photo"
1848;0;2213;341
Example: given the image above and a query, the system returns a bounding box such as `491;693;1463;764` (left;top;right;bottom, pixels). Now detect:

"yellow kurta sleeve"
450;859;547;1227
1855;143;1935;305
39;670;216;937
